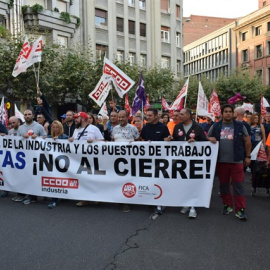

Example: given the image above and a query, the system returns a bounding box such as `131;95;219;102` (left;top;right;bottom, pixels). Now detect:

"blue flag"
132;73;146;115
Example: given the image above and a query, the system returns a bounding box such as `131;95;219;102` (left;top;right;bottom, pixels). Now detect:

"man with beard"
18;109;47;205
111;110;140;212
69;111;104;207
63;110;76;138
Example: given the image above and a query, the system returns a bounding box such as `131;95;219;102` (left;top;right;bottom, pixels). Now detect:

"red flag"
261;96;267;118
144;95;150;114
257;142;268;162
162;97;170;111
178;97;185;111
125;94;131;115
209;90;221;117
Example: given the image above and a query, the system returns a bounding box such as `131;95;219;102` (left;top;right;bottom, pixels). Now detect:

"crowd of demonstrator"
1;93;270;221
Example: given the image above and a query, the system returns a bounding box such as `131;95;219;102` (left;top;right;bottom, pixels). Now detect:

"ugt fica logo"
0;171;4;186
122;183;136;198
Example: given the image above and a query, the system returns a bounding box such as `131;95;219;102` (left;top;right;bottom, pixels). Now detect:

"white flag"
89;74;112;106
263;97;270;107
14;104;24;122
196;81;209;116
98;103;108;118
12;38;31;77
103;58;135;98
170;77;189;110
0;97;7;126
26;36;43;68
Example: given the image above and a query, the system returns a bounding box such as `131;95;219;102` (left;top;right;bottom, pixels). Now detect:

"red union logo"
122;183;136;198
92;81;109;100
42;177;79;189
103;63;131;91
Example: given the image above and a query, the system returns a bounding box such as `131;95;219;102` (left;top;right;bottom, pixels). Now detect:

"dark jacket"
34;94;53;123
212;120;245;162
63;121;76;138
173;121;208;141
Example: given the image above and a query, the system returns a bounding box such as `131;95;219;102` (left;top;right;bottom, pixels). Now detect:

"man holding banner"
208;104;251;221
173;108;208;219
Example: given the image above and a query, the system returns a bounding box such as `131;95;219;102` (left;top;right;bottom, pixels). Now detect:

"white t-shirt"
111;123;140;142
72;125;104;141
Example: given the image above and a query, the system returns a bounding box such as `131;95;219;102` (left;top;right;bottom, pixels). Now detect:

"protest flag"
209;90;221;117
12;38;31;77
228;93;246;105
124;94;131;115
144;95;150;114
103;58;135;98
15;104;25;122
261;96;268;117
196;81;209;117
162;97;171;111
98;103;108;118
0;97;7;126
132;73;146;115
170;77;189;111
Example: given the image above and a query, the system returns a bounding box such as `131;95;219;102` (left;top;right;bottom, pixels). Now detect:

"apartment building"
183;22;237;82
234;4;270;85
81;0;183;75
0;0;80;45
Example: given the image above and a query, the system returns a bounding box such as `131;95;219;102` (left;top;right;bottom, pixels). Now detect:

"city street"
1;173;270;270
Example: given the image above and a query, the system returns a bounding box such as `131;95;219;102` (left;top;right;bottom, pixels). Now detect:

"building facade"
81;0;183;75
234;5;270;86
183;22;237;82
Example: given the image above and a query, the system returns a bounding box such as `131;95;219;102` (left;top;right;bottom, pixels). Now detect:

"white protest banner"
0;138;218;207
89;74;112;106
103;58;135;98
196;81;209;116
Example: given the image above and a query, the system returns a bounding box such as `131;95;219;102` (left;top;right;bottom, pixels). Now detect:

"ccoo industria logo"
0;171;4;186
41;176;79;194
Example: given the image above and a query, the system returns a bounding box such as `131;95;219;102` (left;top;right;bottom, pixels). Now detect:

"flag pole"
33;65;38;91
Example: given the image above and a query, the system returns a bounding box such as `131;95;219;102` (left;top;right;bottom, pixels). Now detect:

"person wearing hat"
69;112;104;143
60;114;66;125
68;111;104;207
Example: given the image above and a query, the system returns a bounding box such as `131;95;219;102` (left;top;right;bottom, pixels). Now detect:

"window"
255;26;262;36
129;20;135;35
139;0;146;9
242;32;247;41
161;57;170;68
96;44;108;60
161;0;170;11
177;60;181;73
256;44;263;58
242;49;249;62
161;26;170;43
256;69;263;78
176;32;180;47
268;22;270;32
129;53;135;66
140;54;146;66
57;0;67;12
128;0;135;7
140;23;146;37
268;68;270;85
263;1;267;6
117;17;124;32
176;5;180;18
95;9;107;27
267;41;270;55
117;51;124;63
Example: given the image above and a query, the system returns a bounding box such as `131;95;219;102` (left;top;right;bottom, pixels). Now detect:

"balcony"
0;0;9;17
23;8;77;35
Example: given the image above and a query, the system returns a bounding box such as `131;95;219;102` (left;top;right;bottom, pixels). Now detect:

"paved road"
1;173;270;270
